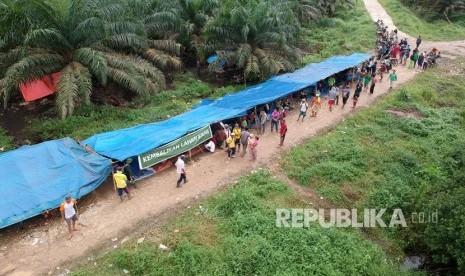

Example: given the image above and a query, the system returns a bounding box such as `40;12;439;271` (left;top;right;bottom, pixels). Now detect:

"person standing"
412;49;419;68
311;94;322;117
226;133;236;158
416;36;422;48
114;167;132;200
389;70;398;90
214;128;226;149
370;74;377;95
418;52;425;70
328;75;336;88
279;119;288;146
297;99;308;122
175;155;187;187
248;135;259;161
60;195;79;240
363;74;372;91
342;86;350;108
379;62;387;82
355;81;363;96
240;127;250;156
123;158;136;188
328;86;338;111
259;108;267;134
233;123;242;151
271;108;280;132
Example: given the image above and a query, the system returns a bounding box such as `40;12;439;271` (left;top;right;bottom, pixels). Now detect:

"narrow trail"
363;0;465;58
1;2;462;275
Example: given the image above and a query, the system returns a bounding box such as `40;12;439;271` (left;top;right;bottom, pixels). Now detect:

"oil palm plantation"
139;0;219;61
0;0;180;118
204;0;301;81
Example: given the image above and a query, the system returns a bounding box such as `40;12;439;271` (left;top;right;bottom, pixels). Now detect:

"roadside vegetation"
0;128;14;151
71;170;414;275
302;0;375;63
378;0;465;41
284;59;465;272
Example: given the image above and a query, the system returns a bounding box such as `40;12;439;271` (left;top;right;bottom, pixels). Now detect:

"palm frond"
74;47;108;85
56;64;79;119
24;28;72;51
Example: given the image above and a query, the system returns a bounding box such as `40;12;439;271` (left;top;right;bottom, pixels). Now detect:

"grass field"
284;59;465;271
378;0;465;41
71;170;416;275
302;1;376;63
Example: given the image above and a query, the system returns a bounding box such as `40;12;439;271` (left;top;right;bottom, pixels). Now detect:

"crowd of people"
375;19;441;72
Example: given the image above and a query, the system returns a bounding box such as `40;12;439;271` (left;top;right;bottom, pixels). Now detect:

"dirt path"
1;2;462;275
363;0;465;58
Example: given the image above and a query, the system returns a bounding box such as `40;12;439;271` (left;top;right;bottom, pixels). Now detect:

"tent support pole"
111;160;117;192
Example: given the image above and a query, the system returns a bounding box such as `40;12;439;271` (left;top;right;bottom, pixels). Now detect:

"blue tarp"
0;138;112;228
84;53;371;161
84;105;245;161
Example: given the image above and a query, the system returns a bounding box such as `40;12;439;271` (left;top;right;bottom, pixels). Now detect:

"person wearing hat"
114;166;132;201
60;195;79;240
311;93;322;117
175;155;188;187
226;132;236;158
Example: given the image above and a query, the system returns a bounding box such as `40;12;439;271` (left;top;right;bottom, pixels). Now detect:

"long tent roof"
84;53;371;161
0;138;112;228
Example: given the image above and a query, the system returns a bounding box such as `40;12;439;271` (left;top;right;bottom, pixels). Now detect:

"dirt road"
363;0;465;58
1;1;463;275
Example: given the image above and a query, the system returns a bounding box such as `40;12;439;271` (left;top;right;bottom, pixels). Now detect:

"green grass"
0;127;14;150
302;1;376;63
378;0;465;41
71;170;414;276
284;59;465;271
29;73;242;141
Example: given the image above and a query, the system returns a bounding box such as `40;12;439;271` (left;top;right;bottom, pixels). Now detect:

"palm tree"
203;0;301;81
0;0;180;118
141;0;220;60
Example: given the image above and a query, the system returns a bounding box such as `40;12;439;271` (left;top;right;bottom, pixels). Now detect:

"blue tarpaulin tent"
0;138;112;228
84;105;245;161
84;53;371;161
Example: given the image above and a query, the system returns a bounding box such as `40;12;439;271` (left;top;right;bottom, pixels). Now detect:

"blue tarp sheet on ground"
84;53;370;161
0;138;112;228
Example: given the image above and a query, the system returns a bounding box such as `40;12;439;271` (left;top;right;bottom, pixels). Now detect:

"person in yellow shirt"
226;133;236;158
114;167;132;202
233;123;242;151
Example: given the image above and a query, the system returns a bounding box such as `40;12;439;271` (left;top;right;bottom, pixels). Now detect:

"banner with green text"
138;125;213;169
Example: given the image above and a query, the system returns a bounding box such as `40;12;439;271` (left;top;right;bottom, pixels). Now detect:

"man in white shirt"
297;99;308;122
60;195;79;240
205;139;216;153
175;155;187;188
